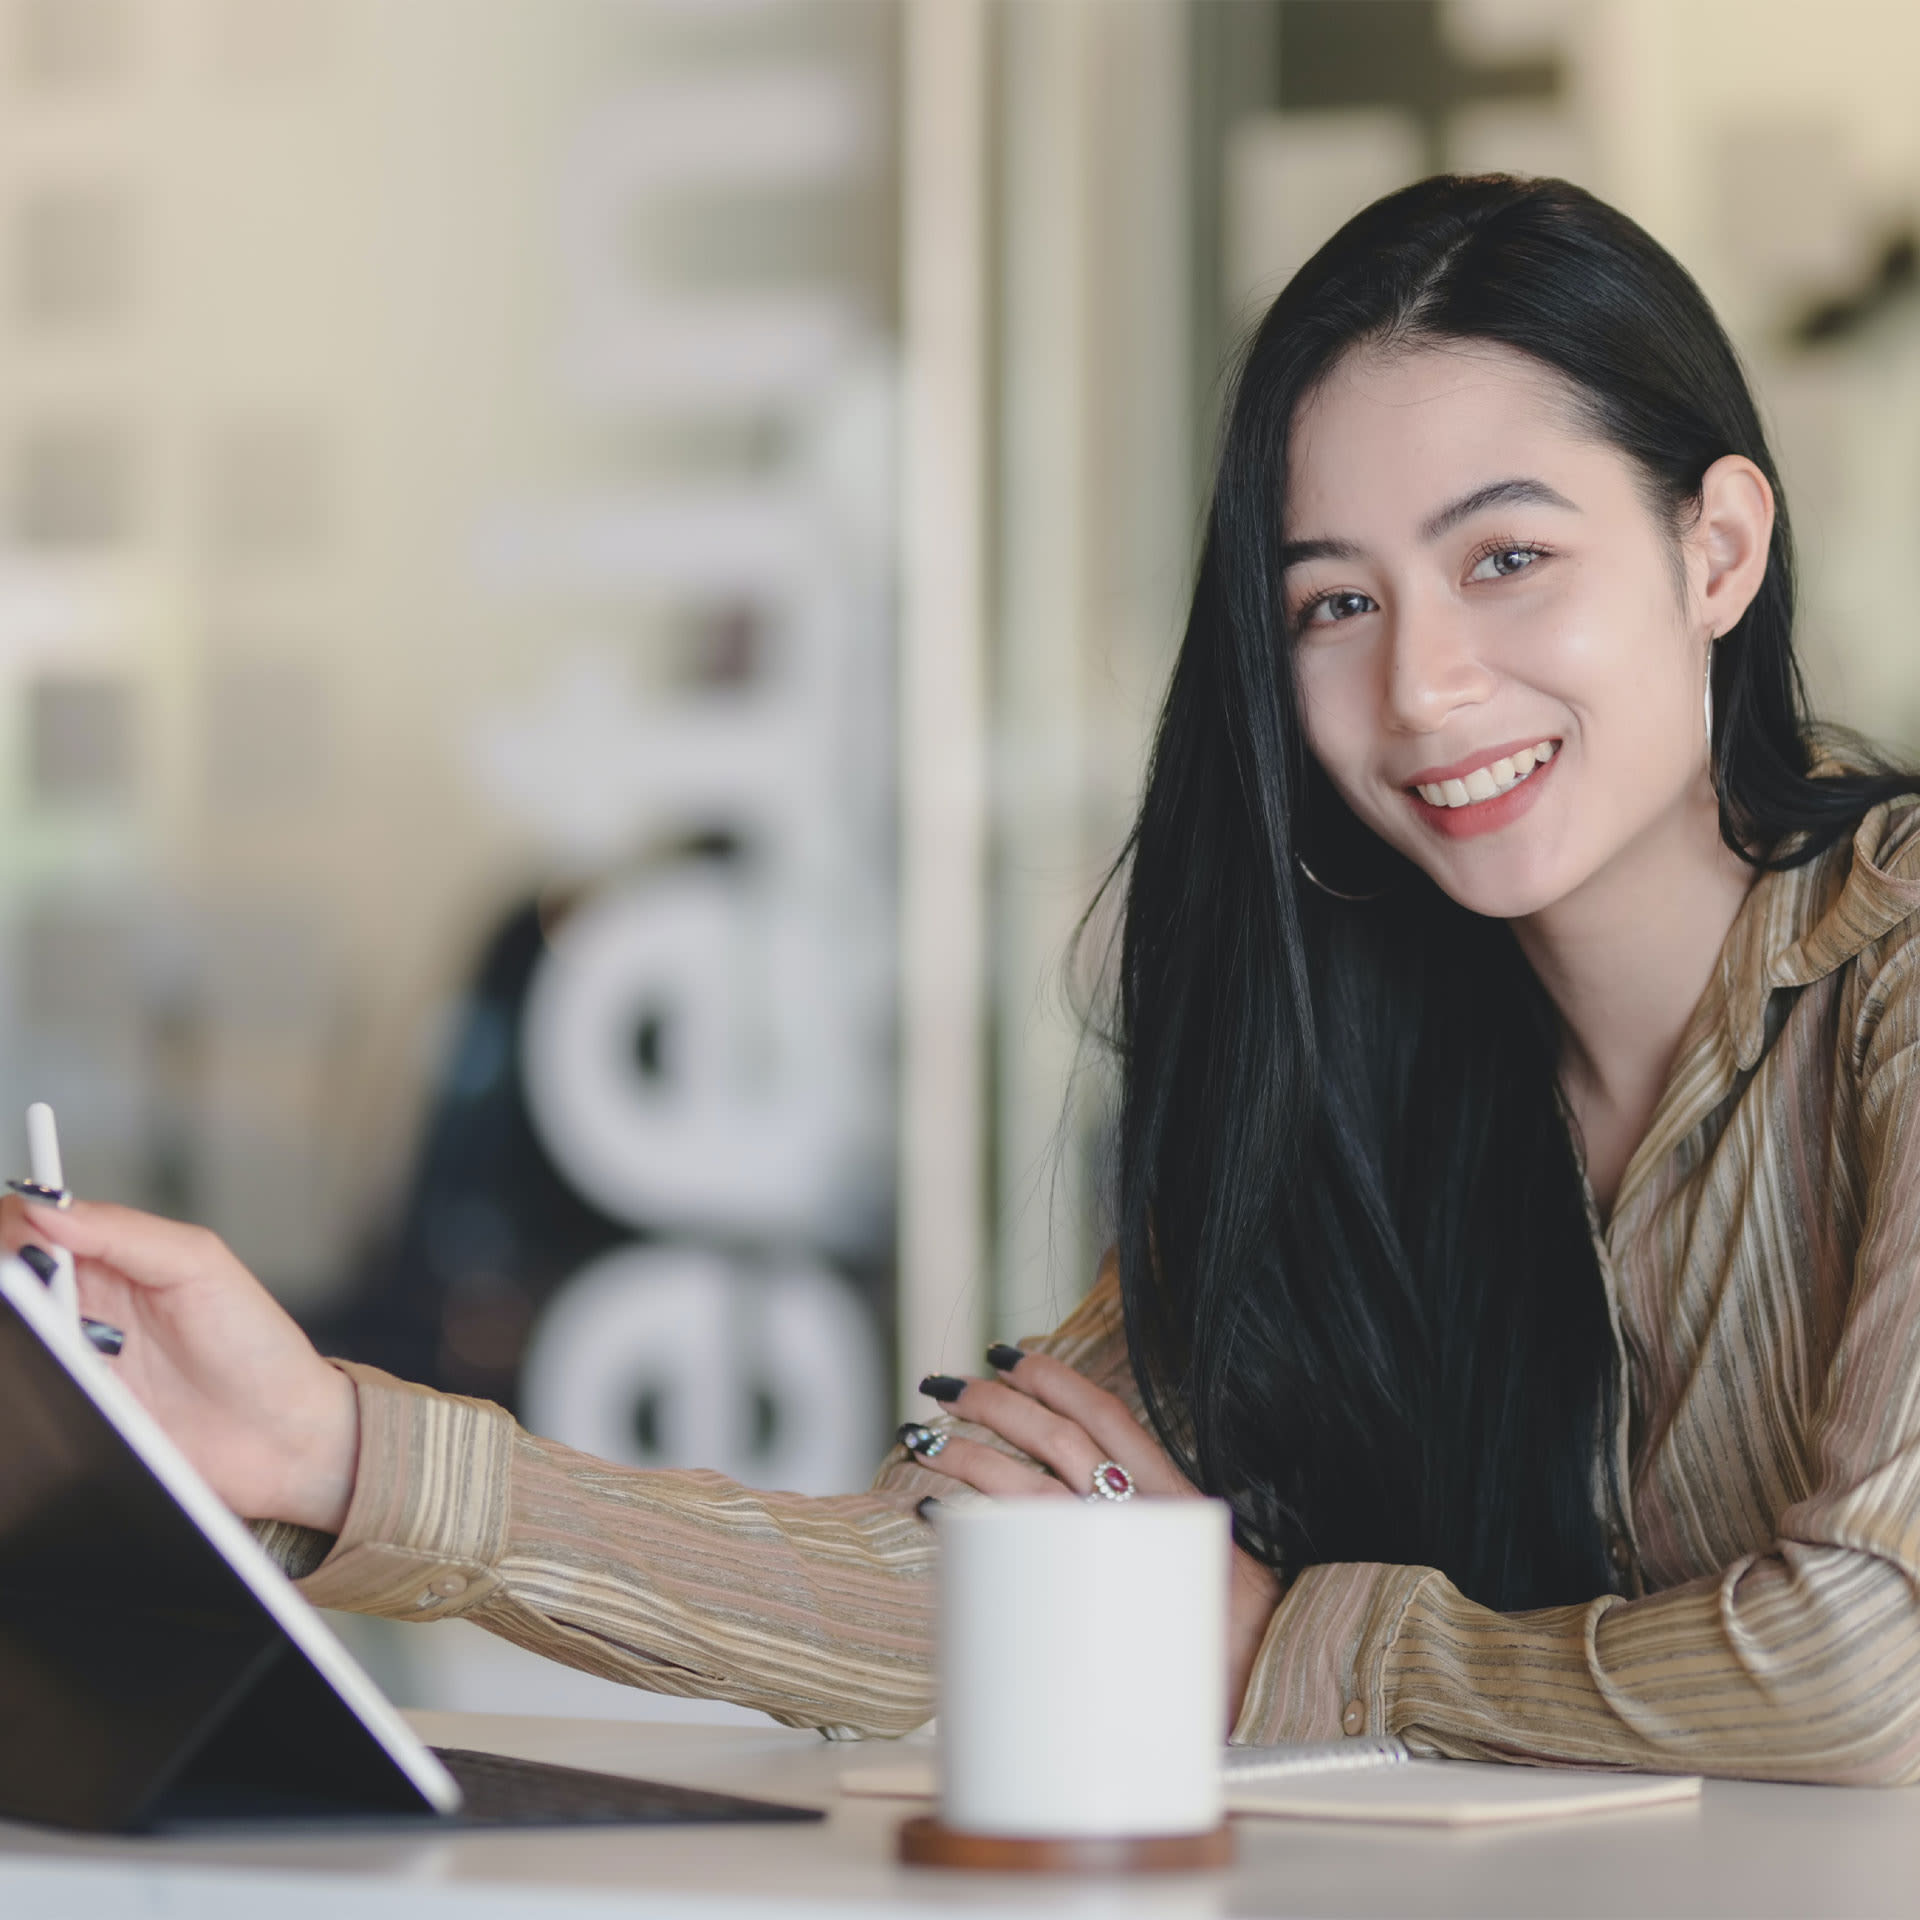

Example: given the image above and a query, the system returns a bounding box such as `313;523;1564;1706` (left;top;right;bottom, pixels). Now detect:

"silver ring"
1086;1460;1134;1502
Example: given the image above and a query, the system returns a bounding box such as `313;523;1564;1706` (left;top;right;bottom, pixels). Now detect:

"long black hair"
1115;174;1920;1612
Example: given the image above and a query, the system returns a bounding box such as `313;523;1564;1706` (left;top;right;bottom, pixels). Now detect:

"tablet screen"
0;1270;446;1830
0;1268;824;1836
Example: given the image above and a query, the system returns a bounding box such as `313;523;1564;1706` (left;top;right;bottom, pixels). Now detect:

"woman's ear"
1689;453;1775;638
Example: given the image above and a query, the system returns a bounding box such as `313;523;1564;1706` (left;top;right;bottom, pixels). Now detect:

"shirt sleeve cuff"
250;1516;335;1580
1230;1561;1436;1746
293;1360;516;1621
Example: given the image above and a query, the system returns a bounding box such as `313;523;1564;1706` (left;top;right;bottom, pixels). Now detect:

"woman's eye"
1298;589;1377;629
1468;544;1544;582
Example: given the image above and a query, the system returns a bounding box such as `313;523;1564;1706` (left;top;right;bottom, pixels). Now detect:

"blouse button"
1341;1699;1367;1737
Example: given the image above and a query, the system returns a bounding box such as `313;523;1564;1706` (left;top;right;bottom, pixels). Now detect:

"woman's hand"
0;1194;359;1533
902;1346;1284;1733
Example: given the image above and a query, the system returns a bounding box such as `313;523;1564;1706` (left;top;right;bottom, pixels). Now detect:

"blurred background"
3;0;1917;1720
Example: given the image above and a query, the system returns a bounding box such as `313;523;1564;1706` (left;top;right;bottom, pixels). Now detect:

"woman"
12;174;1920;1782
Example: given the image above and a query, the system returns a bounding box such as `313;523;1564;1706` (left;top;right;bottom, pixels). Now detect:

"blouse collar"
1603;783;1920;1232
1719;792;1920;1073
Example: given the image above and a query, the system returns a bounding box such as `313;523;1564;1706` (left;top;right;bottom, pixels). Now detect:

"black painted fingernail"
918;1374;966;1403
898;1421;934;1452
17;1244;58;1284
986;1344;1025;1372
915;1496;942;1522
8;1179;71;1209
82;1318;124;1357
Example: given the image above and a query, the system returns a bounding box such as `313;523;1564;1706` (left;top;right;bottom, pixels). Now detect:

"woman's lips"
1406;742;1561;840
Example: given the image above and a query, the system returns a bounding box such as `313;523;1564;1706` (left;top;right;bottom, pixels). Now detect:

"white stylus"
26;1102;79;1325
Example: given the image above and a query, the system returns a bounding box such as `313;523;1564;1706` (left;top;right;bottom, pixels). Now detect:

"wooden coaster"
897;1814;1234;1874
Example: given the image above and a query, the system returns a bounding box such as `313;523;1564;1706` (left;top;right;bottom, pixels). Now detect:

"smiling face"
1285;340;1764;923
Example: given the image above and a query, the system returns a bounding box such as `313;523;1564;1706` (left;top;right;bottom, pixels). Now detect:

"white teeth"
1415;740;1559;810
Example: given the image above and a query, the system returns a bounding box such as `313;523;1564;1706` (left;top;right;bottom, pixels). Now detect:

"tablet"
0;1254;822;1834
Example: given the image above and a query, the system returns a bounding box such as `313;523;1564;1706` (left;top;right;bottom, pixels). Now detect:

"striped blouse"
272;794;1920;1782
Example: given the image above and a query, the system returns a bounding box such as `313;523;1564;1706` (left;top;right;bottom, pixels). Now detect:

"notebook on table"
840;1740;1702;1828
0;1254;823;1834
1225;1760;1700;1826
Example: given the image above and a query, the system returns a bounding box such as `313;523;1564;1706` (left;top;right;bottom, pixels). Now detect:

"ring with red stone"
1086;1459;1134;1502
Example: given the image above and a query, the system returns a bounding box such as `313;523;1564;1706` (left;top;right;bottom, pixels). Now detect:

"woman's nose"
1382;598;1496;734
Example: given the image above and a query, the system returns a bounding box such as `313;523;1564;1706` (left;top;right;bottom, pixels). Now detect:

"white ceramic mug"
934;1498;1229;1838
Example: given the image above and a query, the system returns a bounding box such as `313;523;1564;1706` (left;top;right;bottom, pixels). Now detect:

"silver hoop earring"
1295;854;1389;904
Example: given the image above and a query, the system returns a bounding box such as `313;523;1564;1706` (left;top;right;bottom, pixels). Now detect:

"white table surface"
0;1711;1915;1920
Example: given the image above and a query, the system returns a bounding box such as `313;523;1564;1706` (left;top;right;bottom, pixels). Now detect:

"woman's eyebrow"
1281;478;1580;570
1280;535;1361;568
1420;476;1578;541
